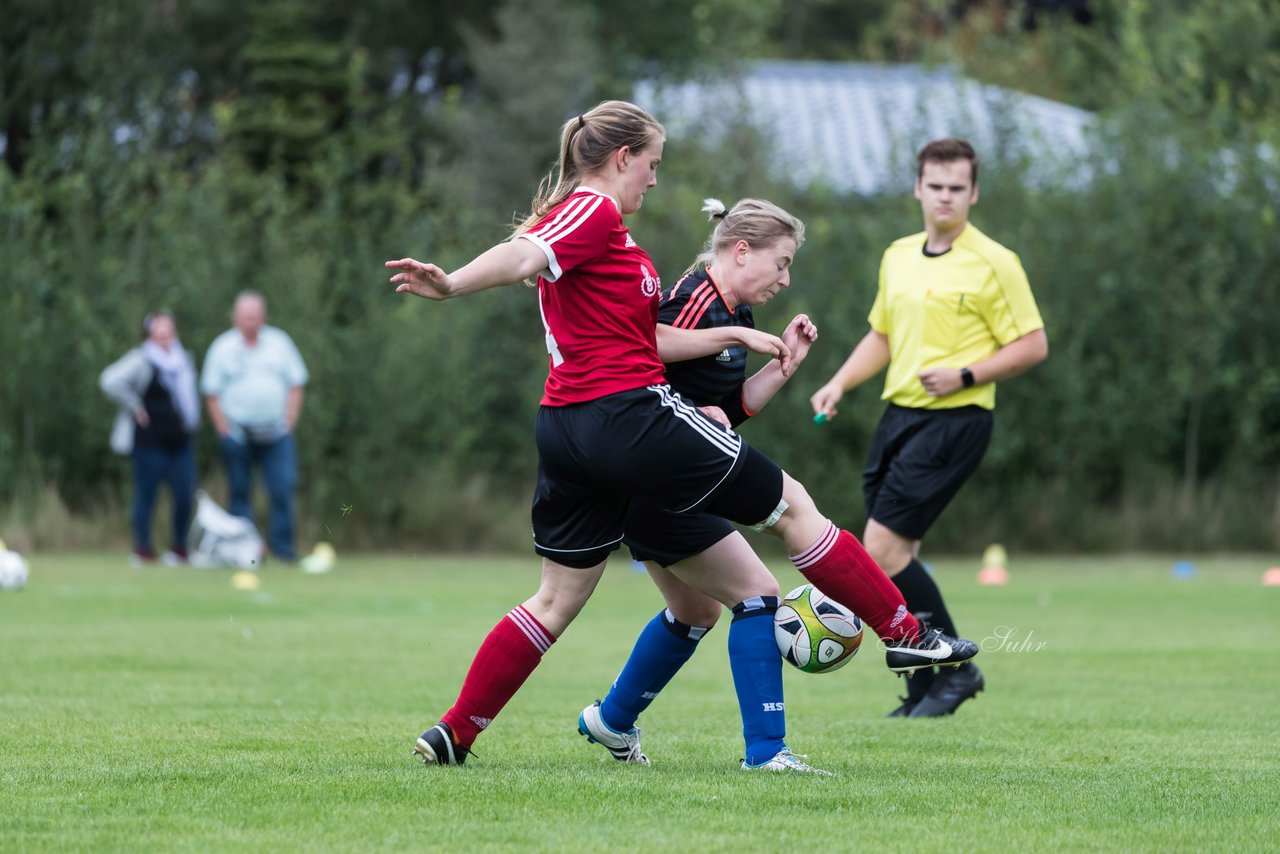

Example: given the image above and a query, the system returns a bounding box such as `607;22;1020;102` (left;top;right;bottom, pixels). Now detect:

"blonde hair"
685;198;806;275
514;100;666;236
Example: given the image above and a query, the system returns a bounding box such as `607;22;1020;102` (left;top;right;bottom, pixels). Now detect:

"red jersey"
519;187;667;406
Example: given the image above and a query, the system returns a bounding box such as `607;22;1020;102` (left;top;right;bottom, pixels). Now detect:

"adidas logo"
624;233;637;248
889;604;908;627
715;349;732;362
470;715;493;730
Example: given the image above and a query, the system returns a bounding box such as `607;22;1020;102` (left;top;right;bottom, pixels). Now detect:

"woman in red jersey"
387;100;976;770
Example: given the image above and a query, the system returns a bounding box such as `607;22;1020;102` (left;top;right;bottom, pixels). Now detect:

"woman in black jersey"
576;199;826;770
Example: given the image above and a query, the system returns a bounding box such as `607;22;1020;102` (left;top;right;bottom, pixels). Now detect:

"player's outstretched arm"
386;240;548;301
656;325;793;374
741;314;819;415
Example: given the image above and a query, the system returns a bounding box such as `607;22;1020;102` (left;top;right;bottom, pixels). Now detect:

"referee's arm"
811;329;890;419
960;328;1048;388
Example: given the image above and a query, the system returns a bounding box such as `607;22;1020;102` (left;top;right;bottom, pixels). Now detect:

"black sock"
903;667;935;701
893;558;958;637
893;558;964;698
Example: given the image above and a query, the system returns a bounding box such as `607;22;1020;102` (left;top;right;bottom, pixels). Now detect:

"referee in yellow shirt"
811;138;1048;718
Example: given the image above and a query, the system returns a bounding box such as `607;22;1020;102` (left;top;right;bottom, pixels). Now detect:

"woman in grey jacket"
99;311;201;565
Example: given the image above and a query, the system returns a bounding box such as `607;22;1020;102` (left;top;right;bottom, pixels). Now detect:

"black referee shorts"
532;385;780;569
862;403;993;541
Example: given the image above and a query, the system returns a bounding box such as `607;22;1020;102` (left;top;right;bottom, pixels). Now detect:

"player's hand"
736;329;794;376
133;408;150;428
385;258;457;301
698;405;732;428
781;314;818;365
810;383;843;421
918;366;964;397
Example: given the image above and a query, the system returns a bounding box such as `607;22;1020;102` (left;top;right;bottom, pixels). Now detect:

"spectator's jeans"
131;442;195;553
220;432;298;559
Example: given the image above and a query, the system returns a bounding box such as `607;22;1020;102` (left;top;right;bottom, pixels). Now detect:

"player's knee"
866;544;899;572
862;522;911;573
730;572;781;601
779;472;820;518
668;602;722;629
526;559;606;630
757;473;822;540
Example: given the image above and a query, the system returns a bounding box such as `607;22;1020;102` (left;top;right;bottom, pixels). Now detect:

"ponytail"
684;198;806;275
514;100;665;237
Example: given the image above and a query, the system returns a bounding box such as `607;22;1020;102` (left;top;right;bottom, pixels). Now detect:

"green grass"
2;553;1278;851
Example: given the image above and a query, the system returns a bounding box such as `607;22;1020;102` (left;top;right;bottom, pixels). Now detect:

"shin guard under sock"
730;596;787;766
599;609;710;732
440;604;555;748
789;521;920;643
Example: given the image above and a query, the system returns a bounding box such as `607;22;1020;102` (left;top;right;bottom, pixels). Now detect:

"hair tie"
713;210;728;221
576;114;586;131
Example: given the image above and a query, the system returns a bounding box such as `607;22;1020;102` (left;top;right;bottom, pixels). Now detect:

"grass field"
2;552;1278;851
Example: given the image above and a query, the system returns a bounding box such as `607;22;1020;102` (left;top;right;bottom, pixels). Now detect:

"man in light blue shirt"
201;291;309;560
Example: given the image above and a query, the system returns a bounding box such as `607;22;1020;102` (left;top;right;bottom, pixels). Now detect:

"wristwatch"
960;367;976;388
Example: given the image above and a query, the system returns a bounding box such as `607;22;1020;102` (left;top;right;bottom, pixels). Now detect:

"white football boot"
577;701;650;765
741;748;832;775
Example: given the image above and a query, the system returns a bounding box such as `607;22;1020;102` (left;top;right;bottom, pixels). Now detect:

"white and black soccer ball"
0;549;29;591
774;583;863;673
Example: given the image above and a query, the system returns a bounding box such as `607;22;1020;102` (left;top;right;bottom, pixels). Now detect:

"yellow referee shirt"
868;223;1043;410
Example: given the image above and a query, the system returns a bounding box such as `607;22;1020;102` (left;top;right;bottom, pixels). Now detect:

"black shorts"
862;403;993;541
532;385;779;568
624;498;736;568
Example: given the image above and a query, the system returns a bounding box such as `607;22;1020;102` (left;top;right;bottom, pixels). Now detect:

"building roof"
635;60;1095;196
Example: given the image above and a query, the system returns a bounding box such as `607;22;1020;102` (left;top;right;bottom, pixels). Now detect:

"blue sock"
599;609;710;732
730;596;786;766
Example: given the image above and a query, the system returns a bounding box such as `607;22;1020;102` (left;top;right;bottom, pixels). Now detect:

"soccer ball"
774;584;863;673
0;549;29;591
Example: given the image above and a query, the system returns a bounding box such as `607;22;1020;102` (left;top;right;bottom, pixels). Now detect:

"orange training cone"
978;543;1009;585
977;565;1009;586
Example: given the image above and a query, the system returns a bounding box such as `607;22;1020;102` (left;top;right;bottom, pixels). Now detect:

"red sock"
440;605;555;748
789;521;920;643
